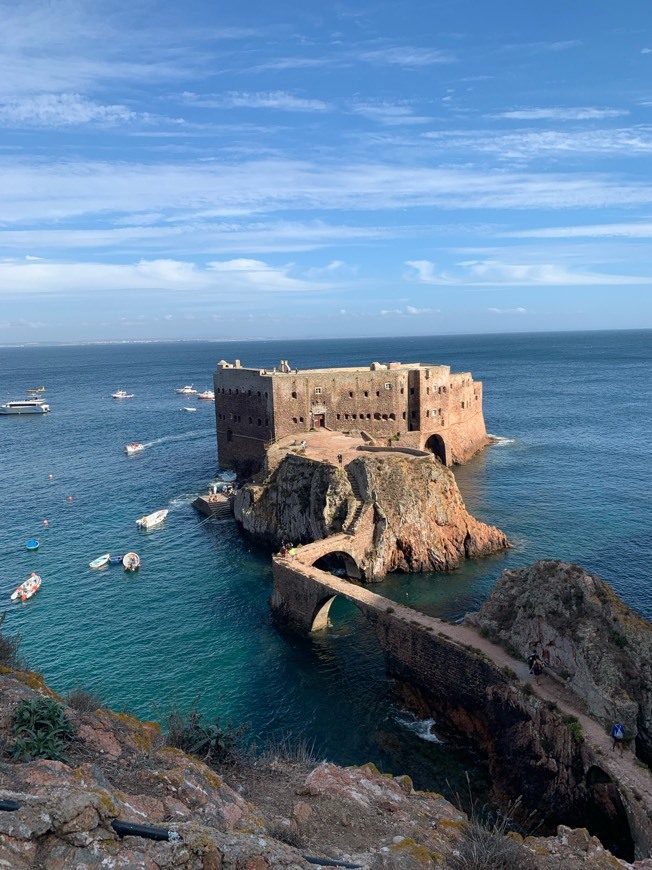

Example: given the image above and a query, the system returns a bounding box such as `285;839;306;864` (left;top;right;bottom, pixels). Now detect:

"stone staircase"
344;467;368;534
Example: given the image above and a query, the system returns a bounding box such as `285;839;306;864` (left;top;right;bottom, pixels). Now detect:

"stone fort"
214;358;488;475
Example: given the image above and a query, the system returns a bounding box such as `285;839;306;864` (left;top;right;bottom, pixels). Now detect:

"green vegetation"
0;612;24;669
502;666;517;680
563;714;584;744
9;697;75;762
65;686;105;714
165;700;246;767
611;631;628;648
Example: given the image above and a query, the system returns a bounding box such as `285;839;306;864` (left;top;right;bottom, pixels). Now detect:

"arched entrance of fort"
312;550;362;581
425;433;447;464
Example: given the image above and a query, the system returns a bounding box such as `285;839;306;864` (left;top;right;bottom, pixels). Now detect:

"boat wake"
141;430;214;449
395;713;443;744
487;434;516;447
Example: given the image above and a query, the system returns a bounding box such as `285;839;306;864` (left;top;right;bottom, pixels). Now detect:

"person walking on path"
611;722;625;755
529;653;544;686
337;453;343;465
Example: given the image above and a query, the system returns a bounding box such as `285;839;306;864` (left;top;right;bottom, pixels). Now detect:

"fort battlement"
213;358;488;475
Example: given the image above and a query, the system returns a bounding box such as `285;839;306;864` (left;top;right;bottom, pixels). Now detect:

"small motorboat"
25;539;39;551
198;390;215;400
136;509;168;530
175;385;197;394
11;573;42;601
125;442;144;455
89;554;110;569
108;554;124;564
123;552;140;572
26;386;46;394
181;407;197;412
112;390;135;399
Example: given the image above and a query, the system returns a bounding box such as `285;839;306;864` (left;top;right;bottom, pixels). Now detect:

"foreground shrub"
447;818;536;869
10;697;75;762
65;686;105;714
165;701;245;767
0;612;23;669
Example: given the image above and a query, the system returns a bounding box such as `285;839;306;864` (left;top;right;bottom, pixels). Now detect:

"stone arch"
425;433;447;464
309;590;370;633
311;550;362;581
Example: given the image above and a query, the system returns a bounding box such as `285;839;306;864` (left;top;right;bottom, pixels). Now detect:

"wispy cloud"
181;91;330;112
405;258;651;286
488;307;527;314
351;100;431;125
0;257;330;297
506;222;652;239
489;107;628;120
361;47;454;67
379;305;439;316
0;93;173;129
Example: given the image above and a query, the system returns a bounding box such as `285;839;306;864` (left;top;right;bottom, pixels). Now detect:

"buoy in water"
43;519;49;526
67;496;73;502
26;539;39;551
49;474;53;480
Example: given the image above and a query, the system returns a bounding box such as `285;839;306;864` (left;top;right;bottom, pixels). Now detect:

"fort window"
364;390;369;397
376;390;380;397
411;411;417;419
258;419;262;425
390;413;396;420
336;414;341;420
228;388;232;394
352;414;357;420
384;383;391;390
226;429;232;443
235;388;239;394
366;413;371;419
349;391;354;397
264;392;268;398
229;413;233;420
382;414;388;420
248;416;253;424
292;391;297;399
293;417;298;424
402;412;406;420
257;391;261;397
265;418;269;425
410;388;415;395
400;387;404;394
248;390;252;396
374;412;381;420
461;401;465;409
426;387;430;395
315;387;322;395
345;414;350;420
299;416;304;423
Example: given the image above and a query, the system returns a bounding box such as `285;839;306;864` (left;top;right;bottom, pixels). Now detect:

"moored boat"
108;554;124;564
197;390;215;400
26;386;46;394
11;573;42;601
181;407;197;412
136;509;168;529
25;539;39;551
123;552;140;571
89;553;110;569
125;442;144;455
0;400;50;415
175;385;197;394
112;390;135;399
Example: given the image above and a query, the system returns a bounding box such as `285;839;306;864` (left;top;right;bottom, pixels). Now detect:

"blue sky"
2;0;652;341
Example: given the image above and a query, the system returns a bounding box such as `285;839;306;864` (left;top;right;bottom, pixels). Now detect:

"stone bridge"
270;554;652;860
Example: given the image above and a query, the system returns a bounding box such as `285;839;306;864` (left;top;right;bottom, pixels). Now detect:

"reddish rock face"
235;452;508;580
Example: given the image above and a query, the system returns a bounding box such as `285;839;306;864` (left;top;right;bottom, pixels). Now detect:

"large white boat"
125;442;144;455
136;508;168;530
198;390;215;400
112;389;135;399
175;385;197;394
0;400;50;415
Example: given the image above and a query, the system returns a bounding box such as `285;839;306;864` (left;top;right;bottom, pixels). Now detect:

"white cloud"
181;91;330;112
0;94;155;128
489;107;628;120
351;101;430;125
361;47;454;67
380;305;438;316
405;258;651;286
488;307;527;314
0;257;328;297
505;222;652;239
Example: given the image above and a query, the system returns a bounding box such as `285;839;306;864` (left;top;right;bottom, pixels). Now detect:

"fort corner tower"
213;359;488;476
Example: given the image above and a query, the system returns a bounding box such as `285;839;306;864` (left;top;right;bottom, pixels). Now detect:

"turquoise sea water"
0;331;650;795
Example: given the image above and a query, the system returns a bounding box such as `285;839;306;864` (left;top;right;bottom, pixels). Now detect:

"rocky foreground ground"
2;663;652;868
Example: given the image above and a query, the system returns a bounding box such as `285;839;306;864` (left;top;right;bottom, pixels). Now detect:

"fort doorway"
425;433;447;464
313;413;325;428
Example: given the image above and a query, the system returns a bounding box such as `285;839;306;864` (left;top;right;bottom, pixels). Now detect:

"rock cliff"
234;451;508;580
469;560;652;765
2;663;652;869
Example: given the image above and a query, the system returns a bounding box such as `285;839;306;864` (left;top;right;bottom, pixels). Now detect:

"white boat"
0;400;50;415
198;390;215;400
181;407;197;412
112;390;135;399
125;442;144;455
11;573;42;601
89;553;110;569
175;385;197;394
136;509;168;529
